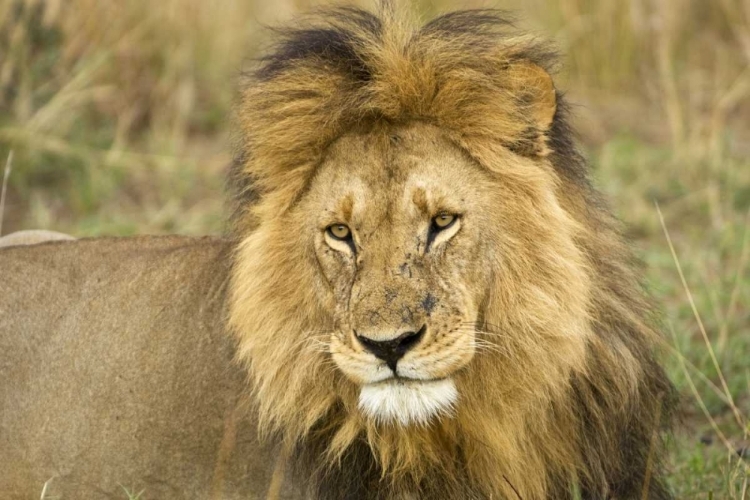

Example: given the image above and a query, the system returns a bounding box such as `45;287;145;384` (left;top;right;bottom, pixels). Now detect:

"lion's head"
228;6;674;499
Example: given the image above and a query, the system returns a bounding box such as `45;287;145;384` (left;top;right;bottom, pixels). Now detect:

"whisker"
459;321;512;336
472;341;511;356
284;330;336;354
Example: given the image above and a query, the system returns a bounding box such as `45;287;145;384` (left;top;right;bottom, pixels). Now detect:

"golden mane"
229;6;567;233
228;5;675;499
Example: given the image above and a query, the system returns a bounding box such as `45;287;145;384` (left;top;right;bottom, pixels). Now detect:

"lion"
0;5;675;500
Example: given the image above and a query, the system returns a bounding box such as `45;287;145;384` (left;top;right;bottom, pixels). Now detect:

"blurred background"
1;0;748;496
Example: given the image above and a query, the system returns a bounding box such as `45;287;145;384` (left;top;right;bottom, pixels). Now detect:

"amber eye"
432;214;456;230
327;224;352;241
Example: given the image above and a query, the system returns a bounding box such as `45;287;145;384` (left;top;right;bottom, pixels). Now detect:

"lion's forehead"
314;125;489;222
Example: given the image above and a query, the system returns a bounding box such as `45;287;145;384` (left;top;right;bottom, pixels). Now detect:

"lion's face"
300;124;500;424
234;118;591;435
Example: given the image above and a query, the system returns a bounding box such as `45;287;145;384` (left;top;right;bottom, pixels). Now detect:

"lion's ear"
508;61;557;131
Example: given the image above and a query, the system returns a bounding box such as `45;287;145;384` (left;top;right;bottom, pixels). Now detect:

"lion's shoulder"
1;233;230;261
1;235;234;315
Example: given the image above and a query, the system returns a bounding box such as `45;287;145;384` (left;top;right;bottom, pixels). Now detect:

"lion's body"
1;5;675;500
0;237;295;499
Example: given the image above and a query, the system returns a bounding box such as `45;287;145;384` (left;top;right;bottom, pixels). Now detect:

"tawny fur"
229;5;675;499
1;237;298;500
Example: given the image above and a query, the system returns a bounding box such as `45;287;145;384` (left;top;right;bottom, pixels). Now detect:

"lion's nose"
355;325;426;372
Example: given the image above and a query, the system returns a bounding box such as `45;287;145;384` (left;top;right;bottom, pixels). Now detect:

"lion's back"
0;236;288;499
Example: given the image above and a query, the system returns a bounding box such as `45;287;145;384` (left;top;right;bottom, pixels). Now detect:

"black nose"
355;325;426;372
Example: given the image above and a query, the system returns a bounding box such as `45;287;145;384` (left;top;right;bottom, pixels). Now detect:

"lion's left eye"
426;213;460;252
432;214;456;230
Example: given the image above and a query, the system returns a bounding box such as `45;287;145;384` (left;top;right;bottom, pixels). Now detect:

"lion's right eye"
325;224;356;255
327;224;352;241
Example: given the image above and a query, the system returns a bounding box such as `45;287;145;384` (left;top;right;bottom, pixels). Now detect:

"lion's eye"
327;224;352;241
432;214;456;230
426;213;460;253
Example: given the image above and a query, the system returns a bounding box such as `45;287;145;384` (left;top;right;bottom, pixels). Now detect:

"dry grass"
1;0;748;497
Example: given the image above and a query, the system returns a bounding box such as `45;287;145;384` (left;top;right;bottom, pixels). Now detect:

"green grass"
591;136;750;497
2;0;749;497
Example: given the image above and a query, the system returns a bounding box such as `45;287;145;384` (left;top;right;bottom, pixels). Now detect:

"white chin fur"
358;379;458;426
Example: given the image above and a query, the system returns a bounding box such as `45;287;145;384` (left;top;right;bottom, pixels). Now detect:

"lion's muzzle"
355;325;426;372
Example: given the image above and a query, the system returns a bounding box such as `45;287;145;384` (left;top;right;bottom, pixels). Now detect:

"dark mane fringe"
258;6;382;82
291;412;486;500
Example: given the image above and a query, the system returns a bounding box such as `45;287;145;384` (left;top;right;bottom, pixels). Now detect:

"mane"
228;5;676;499
228;5;586;233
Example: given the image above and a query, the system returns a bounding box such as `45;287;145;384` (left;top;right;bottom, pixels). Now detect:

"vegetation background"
1;0;748;497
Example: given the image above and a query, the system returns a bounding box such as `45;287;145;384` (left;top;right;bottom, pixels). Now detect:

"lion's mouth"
358;378;458;426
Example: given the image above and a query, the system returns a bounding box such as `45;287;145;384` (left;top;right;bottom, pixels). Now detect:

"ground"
1;1;748;498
